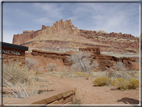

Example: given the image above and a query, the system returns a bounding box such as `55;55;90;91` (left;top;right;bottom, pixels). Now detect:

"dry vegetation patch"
3;61;49;99
93;76;112;86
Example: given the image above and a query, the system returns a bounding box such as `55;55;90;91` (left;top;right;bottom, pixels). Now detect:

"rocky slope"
12;19;139;53
27;47;139;71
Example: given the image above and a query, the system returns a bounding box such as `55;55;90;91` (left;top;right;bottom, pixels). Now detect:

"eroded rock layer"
30;47;139;71
13;19;139;53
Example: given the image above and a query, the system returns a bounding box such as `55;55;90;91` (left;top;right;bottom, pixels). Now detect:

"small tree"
67;51;98;72
106;62;130;80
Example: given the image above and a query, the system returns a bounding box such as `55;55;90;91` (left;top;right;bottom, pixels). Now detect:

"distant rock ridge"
12;19;139;53
41;19;80;35
12;19;80;45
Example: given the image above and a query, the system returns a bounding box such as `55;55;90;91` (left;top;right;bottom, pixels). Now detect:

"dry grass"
3;80;40;98
3;61;49;98
46;67;139;82
91;70;139;80
46;71;92;79
3;61;36;86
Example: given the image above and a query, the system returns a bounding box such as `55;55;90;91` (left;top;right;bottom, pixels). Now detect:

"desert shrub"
3;62;35;86
67;51;98;72
93;76;112;86
106;68;115;78
114;71;131;80
107;70;131;80
3;61;39;98
25;57;38;70
46;63;57;72
128;78;139;89
128;71;139;80
106;62;130;80
113;62;125;71
91;71;107;78
35;71;41;74
111;78;129;90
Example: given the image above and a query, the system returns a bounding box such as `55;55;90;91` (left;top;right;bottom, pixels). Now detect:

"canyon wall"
12;19;139;54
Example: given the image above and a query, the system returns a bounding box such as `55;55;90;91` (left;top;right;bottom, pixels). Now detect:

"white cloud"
70;3;139;36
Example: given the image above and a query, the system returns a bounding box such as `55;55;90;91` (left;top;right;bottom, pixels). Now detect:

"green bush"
128;78;139;89
111;78;129;90
93;76;112;86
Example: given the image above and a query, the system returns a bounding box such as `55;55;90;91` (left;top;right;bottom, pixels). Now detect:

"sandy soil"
41;74;140;105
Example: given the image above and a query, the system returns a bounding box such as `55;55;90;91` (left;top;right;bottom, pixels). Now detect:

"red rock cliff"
30;47;139;71
12;19;139;53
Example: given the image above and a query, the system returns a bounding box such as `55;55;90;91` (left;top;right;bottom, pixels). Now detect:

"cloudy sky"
2;1;140;43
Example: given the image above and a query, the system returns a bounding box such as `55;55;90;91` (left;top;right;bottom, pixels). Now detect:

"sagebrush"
111;78;139;90
93;76;112;86
111;78;129;90
128;78;139;89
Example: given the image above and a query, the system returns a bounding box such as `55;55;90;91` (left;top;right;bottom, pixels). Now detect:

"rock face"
12;19;139;53
29;47;139;71
13;19;79;45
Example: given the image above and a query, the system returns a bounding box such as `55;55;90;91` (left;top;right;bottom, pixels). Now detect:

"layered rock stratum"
12;19;139;53
26;47;139;71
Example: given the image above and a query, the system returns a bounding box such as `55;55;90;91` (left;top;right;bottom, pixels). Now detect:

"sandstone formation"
12;19;139;54
29;47;139;71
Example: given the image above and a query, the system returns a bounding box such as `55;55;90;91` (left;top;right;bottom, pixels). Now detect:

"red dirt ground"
41;74;140;105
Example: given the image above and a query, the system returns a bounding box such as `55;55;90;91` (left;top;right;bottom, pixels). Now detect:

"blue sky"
2;1;140;43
